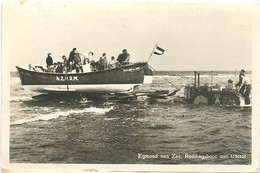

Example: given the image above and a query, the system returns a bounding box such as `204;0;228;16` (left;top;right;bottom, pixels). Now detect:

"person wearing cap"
117;49;130;64
55;62;64;73
226;79;234;90
46;53;53;68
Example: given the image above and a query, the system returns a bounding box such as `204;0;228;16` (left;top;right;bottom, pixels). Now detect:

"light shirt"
243;77;251;85
82;64;91;72
108;59;118;69
226;83;233;90
86;53;94;62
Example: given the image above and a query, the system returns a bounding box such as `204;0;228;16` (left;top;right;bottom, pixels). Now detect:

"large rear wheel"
222;94;240;106
193;95;208;105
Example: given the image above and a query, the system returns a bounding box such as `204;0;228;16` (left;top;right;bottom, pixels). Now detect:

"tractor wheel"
193;95;208;105
222;94;240;106
144;98;157;105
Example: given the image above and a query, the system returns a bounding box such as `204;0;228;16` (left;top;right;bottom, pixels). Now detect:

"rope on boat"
148;65;179;90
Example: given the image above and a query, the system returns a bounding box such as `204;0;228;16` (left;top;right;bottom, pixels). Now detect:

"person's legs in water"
244;85;251;105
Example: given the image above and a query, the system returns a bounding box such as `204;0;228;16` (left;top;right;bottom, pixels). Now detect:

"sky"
3;0;258;71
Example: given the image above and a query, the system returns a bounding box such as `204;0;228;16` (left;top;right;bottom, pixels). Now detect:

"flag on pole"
153;45;165;55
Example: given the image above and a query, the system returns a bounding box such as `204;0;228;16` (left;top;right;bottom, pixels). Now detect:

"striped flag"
153;45;165;55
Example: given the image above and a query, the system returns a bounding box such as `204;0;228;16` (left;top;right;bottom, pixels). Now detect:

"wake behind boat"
16;62;153;93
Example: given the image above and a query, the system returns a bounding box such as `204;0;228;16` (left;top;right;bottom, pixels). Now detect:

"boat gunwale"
16;62;147;76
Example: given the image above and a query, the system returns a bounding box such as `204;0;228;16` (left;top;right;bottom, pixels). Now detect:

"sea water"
9;71;251;164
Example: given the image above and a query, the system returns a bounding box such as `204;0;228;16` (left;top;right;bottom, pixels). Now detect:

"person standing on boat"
74;51;83;73
85;51;94;63
84;51;95;71
82;59;91;73
46;53;53;68
117;49;130;64
68;48;77;72
99;53;107;70
62;55;68;73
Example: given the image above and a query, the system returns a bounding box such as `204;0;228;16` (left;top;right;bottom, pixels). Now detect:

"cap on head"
228;79;233;83
241;69;245;73
47;53;51;56
73;48;77;51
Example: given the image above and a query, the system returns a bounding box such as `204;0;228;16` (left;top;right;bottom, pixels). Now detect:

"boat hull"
16;62;151;93
22;84;140;93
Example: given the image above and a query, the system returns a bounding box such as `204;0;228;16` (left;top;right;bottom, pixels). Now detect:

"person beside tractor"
235;69;245;95
243;76;251;105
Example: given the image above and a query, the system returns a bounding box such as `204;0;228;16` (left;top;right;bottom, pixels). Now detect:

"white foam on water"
11;106;114;125
104;117;120;121
153;75;181;78
10;96;33;102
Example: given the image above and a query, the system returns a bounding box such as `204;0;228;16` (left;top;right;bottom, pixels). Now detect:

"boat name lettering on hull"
123;67;141;71
56;76;79;81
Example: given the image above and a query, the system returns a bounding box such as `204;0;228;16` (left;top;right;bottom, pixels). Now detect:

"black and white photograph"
2;0;260;172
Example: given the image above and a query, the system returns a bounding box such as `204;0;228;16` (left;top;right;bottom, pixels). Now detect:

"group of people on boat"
225;69;251;105
44;48;131;73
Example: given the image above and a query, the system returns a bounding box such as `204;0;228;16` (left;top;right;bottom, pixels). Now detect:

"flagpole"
147;43;158;62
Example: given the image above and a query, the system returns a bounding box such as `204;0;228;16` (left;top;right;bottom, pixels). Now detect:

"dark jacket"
46;56;53;66
235;73;245;88
68;51;75;63
74;54;81;64
117;53;130;64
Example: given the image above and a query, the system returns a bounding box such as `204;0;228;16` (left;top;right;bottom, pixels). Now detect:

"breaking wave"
11;106;114;125
153;75;181;78
10;96;34;102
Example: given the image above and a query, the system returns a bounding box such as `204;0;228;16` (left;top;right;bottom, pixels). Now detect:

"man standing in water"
46;53;53;68
243;76;251;105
